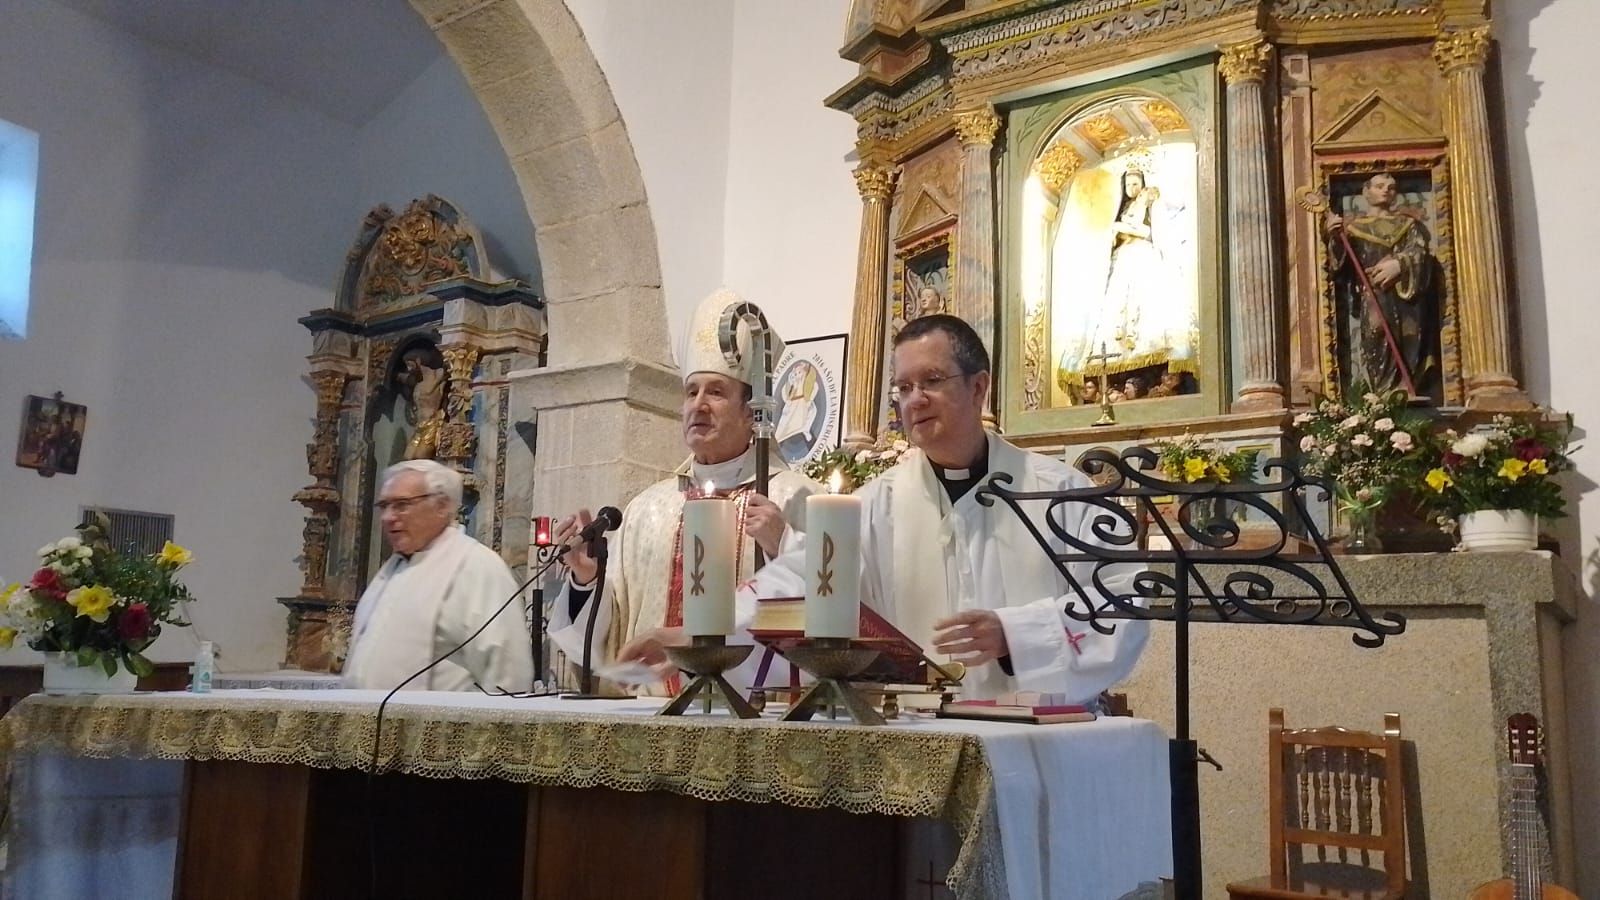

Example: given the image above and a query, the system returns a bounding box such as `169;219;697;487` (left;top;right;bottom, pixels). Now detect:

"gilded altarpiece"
829;1;1560;892
282;196;545;672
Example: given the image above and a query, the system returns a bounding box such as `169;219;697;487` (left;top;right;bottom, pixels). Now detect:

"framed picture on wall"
16;393;88;476
771;333;848;467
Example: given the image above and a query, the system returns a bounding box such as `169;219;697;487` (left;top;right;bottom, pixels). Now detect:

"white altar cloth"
2;689;1171;899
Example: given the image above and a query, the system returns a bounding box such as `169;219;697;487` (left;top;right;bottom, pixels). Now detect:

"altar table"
1;690;1171;899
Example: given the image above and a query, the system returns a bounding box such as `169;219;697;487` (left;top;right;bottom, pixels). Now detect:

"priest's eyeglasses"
889;371;974;402
374;492;439;514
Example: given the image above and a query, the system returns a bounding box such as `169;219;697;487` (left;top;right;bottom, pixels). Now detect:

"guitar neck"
1508;765;1543;900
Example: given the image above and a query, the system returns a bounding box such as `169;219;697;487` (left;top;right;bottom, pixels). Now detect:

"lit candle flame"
829;469;843;494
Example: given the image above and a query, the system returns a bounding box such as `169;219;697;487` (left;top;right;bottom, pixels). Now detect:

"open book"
937;692;1096;725
748;597;929;684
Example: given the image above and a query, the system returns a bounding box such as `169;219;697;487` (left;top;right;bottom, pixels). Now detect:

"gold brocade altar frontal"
0;692;1005;899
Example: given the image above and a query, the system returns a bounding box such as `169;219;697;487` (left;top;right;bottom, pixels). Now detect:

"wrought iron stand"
977;448;1405;899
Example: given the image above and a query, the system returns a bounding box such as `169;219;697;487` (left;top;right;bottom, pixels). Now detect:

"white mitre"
681;288;786;388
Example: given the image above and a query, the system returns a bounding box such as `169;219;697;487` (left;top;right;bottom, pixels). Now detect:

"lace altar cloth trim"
0;691;1005;898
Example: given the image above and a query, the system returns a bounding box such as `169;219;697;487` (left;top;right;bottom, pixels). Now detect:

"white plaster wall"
0;0;356;671
564;0;735;361
355;55;541;284
720;0;861;346
1498;1;1600;893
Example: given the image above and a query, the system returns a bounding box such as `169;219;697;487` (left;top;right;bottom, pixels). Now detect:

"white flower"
74;546;92;559
892;439;909;452
48;561;72;575
1363;392;1382;405
1389;431;1414;452
881;449;899;461
1452;433;1489;458
854;450;871;463
1373;418;1395;432
1339;414;1366;430
1292;412;1313;426
1299;435;1317;452
1351;433;1374;448
56;536;82;551
36;544;55;558
1485;429;1508;445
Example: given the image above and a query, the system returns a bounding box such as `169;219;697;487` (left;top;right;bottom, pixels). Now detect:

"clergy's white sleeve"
546;571;614;668
992;505;1148;702
437;546;536;692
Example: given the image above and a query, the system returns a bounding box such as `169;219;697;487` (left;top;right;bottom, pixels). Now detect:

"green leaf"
125;651;155;678
75;647;98;668
100;651;118;678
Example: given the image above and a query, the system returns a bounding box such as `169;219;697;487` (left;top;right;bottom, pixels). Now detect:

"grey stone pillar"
1221;38;1285;411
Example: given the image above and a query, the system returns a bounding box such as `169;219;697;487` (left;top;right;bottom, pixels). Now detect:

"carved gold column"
1434;27;1529;409
953;106;1001;378
293;369;348;598
438;344;481;484
1221;38;1285;411
844;164;898;449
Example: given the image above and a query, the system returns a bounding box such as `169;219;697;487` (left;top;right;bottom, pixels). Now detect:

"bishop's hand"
617;626;686;682
553;509;600;586
743;493;787;558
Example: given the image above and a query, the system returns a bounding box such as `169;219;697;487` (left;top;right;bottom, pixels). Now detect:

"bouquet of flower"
2;523;194;677
1415;414;1574;531
1149;433;1258;484
1293;386;1426;519
803;430;909;493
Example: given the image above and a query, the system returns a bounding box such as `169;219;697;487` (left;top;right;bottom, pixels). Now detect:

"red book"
748;597;928;684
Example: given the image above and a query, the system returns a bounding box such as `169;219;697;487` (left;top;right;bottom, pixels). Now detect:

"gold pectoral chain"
689;536;707;596
816;533;835;596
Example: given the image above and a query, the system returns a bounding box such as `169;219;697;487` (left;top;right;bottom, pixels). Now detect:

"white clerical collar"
689;445;755;493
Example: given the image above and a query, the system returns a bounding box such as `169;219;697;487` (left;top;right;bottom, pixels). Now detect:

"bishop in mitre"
547;289;823;694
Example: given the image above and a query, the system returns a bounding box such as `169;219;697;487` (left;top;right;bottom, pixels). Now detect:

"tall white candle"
804;470;861;639
682;486;736;636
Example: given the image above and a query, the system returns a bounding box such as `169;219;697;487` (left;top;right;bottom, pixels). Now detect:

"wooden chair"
1226;708;1407;899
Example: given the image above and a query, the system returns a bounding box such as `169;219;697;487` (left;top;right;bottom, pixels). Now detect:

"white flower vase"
41;652;138;694
1457;509;1539;552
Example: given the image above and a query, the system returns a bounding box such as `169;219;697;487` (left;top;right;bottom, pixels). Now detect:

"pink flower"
28;568;67;602
1512;437;1548;462
1389;431;1414;452
1299;435;1317;452
1351;433;1374;448
1372;418;1395;432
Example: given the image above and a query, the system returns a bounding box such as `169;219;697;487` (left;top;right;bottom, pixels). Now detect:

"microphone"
577;506;622;543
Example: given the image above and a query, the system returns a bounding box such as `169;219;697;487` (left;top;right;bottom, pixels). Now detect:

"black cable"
363;545;570;899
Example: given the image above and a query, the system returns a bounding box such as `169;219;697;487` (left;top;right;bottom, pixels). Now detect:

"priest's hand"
554;510;600;586
744;494;788;558
617;626;687;677
931;610;1009;666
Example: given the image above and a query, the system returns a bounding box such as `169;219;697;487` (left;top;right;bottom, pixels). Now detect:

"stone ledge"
509;357;681;418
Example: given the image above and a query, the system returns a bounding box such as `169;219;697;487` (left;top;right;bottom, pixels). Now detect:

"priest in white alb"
342;460;535;691
764;314;1149;703
546;289;823;694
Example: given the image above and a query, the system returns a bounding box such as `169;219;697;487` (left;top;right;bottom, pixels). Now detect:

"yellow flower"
0;627;15;650
1425;468;1454;492
1183;457;1208;482
1498;458;1528;482
157;541;193;568
1528;458;1548;475
1213;462;1232;484
67;585;117;623
0;582;18;606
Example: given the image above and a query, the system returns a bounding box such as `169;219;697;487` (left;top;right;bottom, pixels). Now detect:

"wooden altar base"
175;760;900;900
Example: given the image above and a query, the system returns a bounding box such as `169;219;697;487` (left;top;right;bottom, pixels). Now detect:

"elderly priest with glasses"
342;459;534;691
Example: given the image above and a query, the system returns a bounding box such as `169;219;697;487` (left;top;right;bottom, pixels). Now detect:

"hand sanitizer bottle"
192;641;215;693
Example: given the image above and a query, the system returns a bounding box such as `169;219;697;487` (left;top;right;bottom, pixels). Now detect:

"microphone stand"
563;529;614;699
528;543;560;688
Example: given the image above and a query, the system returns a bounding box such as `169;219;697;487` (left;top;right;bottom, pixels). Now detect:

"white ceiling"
53;0;443;126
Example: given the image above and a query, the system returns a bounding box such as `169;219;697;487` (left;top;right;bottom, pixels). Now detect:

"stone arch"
408;0;671;370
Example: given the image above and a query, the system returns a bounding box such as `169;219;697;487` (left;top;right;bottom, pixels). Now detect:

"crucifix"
1086;341;1121;427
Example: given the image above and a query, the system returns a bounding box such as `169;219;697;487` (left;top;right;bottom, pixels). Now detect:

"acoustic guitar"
1467;713;1578;900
